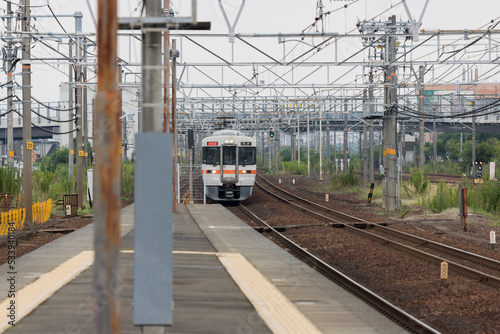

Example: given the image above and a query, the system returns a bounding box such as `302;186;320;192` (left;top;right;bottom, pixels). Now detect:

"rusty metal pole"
21;0;33;232
172;39;178;212
94;0;121;332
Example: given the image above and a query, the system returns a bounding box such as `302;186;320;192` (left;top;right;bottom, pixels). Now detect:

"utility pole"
369;71;375;183
343;99;348;173
75;12;84;209
363;89;368;180
6;1;13;167
319;106;323;180
268;135;272;171
172;39;179;212
21;0;33;231
118;64;124;197
261;131;265;168
307;111;310;176
383;15;398;211
276;130;280;173
68;42;75;193
326;106;330;166
83;42;89;171
418;66;425;172
333;124;337;173
433;118;437;174
94;0;121;331
163;0;171;133
472;104;476;176
297;115;300;167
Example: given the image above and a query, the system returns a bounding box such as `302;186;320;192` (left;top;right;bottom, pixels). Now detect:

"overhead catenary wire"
10;108;79;135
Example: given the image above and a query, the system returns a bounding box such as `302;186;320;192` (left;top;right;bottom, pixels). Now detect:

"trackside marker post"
367;183;374;203
325;194;329;202
491;231;496;250
440;261;448;287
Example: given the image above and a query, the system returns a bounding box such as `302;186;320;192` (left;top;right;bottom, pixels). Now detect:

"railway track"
237;203;440;334
255;174;500;289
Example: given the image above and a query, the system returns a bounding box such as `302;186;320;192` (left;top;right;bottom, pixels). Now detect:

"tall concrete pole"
172;39;179;212
142;4;163;133
276;130;280;173
297;115;300;166
21;0;33;231
68;42;75;193
319;106;323;180
326;106;330;165
94;0;121;331
75;12;84;209
433;118;437;174
6;1;13;167
383;15;398;211
118;64;124;197
261;132;265;168
334;125;337;172
363;89;368;180
307;112;310;176
418;66;425;172
343;99;348;173
83;44;89;171
472;107;476;176
369;71;375;183
163;0;171;133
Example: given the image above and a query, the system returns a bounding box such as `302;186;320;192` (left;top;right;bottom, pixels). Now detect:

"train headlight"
206;170;217;174
241;170;248;174
224;140;235;144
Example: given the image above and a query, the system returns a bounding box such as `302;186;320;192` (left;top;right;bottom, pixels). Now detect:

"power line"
10;108;79;134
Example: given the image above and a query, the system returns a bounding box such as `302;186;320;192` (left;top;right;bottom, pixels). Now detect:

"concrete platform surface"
0;203;408;333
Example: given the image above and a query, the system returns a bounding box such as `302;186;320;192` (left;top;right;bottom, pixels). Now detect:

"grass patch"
329;168;360;191
398;206;411;218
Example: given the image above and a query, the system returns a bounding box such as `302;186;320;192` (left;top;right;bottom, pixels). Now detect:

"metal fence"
177;164;205;204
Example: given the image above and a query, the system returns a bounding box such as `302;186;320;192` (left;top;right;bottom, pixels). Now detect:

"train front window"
203;147;220;165
239;147;256;165
222;146;236;165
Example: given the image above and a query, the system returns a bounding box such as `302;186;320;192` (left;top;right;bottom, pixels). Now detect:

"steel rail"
256;174;366;223
237;203;440;334
372;224;500;273
255;174;500;288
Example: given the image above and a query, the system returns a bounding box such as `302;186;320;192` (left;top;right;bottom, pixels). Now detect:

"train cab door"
220;144;239;184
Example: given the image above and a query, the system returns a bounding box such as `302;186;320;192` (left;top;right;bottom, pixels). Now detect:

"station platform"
0;204;407;333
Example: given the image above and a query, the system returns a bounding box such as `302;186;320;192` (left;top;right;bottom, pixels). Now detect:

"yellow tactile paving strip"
218;253;322;334
0;250;320;334
0;251;94;333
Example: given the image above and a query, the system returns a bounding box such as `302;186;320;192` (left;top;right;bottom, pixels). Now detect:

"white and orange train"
202;130;257;201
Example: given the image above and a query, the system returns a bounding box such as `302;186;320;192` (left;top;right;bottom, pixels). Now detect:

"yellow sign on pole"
79;151;84;157
8;151;14;157
26;142;33;150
